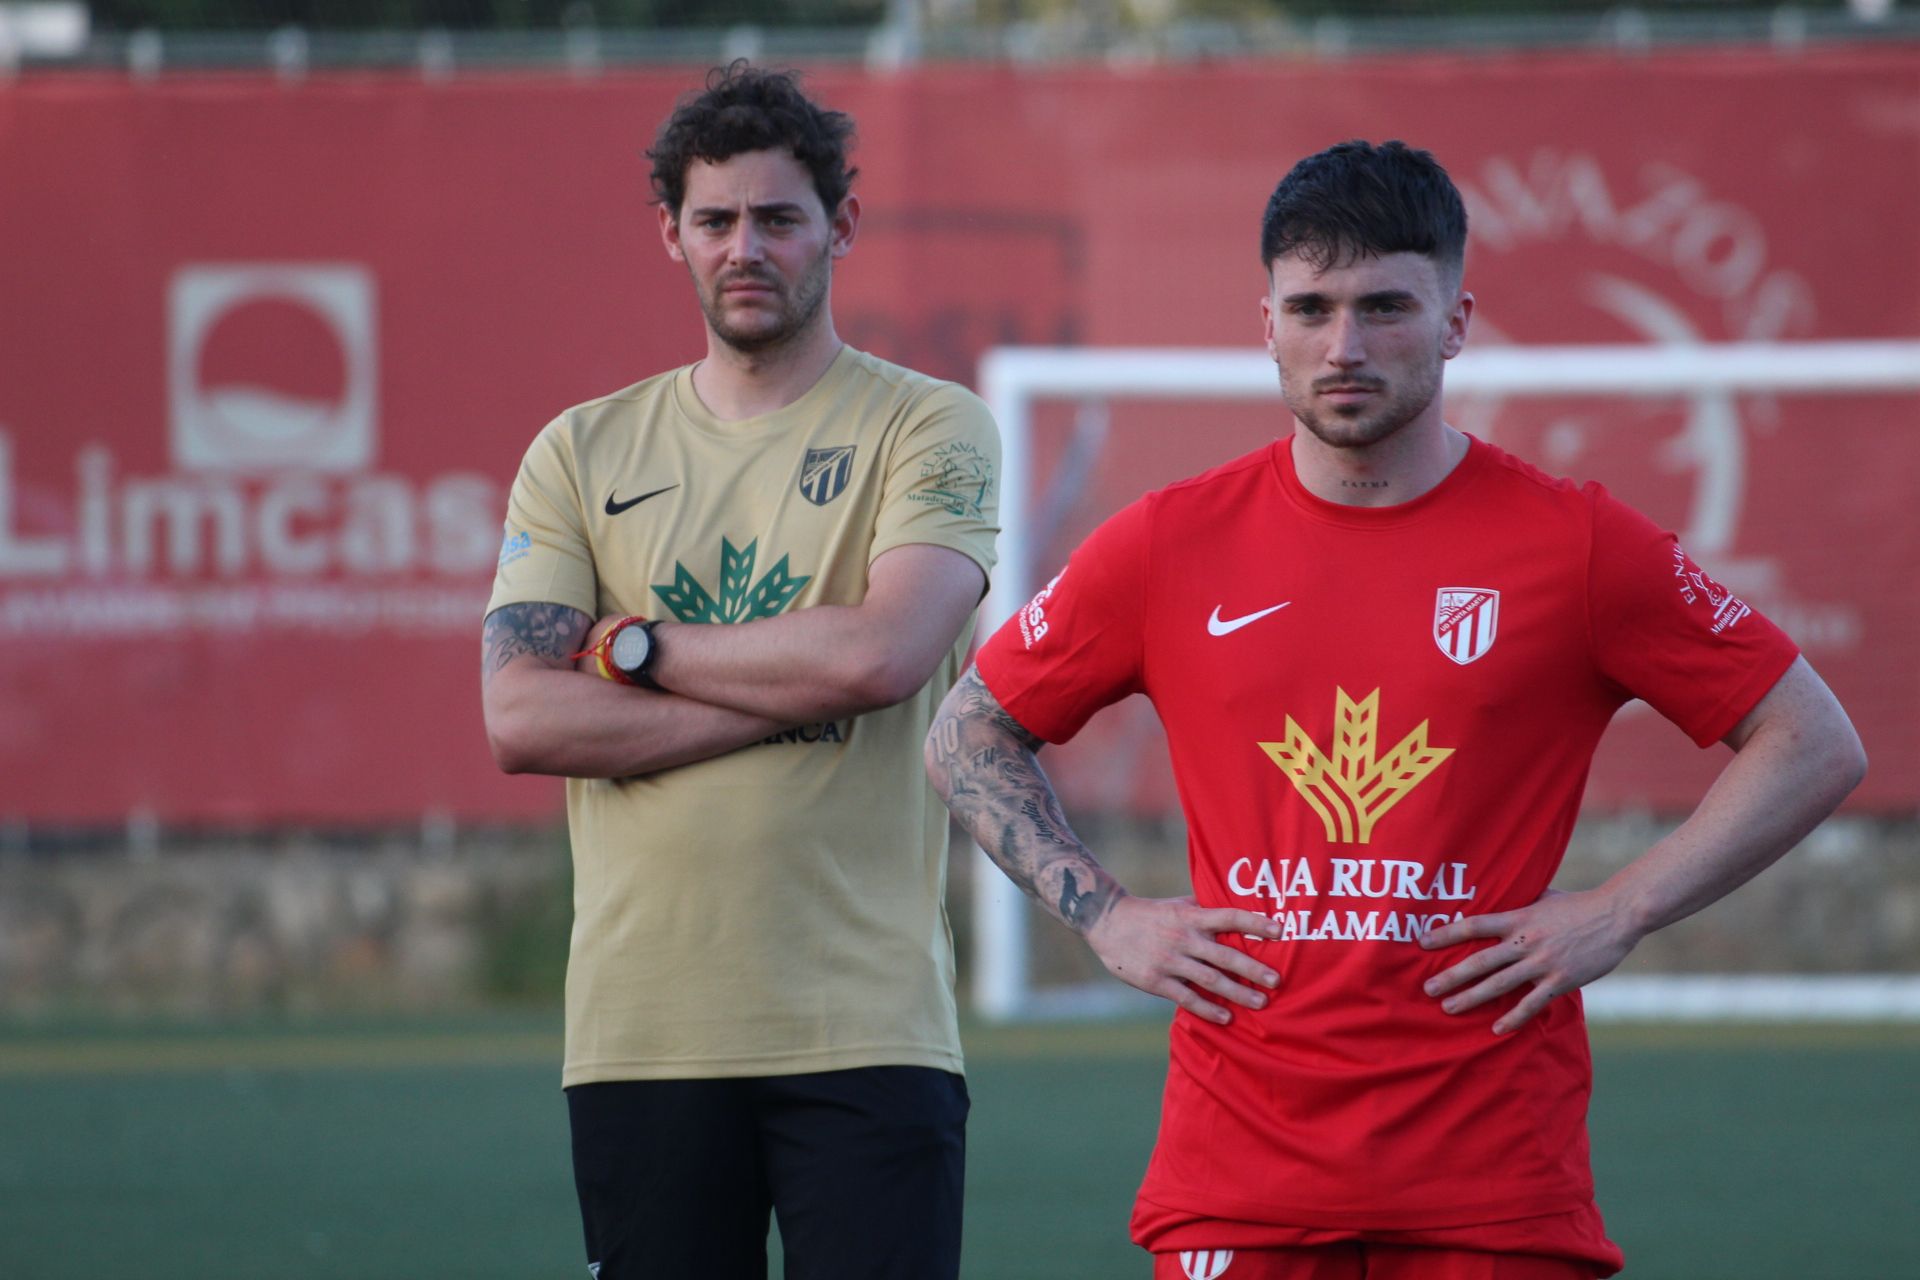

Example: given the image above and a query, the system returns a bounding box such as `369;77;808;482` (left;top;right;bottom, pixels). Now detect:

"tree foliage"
85;0;1854;33
88;0;888;31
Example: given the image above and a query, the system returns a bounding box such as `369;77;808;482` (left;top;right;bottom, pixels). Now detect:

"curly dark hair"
1260;140;1467;280
647;61;858;218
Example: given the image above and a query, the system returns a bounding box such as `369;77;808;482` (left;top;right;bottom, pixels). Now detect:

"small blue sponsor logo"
498;529;531;568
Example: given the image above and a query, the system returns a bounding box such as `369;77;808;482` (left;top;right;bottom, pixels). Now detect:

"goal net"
968;339;1920;1023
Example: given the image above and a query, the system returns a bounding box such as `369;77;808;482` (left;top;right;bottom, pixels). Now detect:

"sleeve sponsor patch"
497;528;532;569
1671;545;1751;635
906;440;995;520
1017;568;1065;648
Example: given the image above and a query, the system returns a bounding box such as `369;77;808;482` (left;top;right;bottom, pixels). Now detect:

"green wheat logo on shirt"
653;537;811;622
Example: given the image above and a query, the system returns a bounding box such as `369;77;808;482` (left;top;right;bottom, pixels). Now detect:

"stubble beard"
698;241;834;356
1281;354;1445;451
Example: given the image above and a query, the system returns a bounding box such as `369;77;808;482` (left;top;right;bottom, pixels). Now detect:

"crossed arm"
1421;655;1867;1034
482;601;787;777
484;543;986;779
926;666;1283;1025
645;544;989;724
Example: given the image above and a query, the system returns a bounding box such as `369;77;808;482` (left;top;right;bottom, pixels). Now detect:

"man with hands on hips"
926;139;1863;1280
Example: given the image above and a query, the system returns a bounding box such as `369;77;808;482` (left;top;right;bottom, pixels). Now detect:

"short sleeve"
1587;487;1799;747
974;497;1151;745
485;418;599;618
870;383;1001;583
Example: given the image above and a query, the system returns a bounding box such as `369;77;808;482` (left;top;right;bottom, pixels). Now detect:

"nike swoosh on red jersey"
1207;602;1291;636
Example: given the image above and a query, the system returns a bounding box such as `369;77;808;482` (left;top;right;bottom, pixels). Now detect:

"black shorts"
566;1066;968;1280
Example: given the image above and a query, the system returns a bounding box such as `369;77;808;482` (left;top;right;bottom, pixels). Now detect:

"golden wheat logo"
1258;688;1454;844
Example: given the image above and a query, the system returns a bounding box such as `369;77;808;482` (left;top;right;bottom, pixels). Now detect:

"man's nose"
1326;312;1366;367
725;222;765;266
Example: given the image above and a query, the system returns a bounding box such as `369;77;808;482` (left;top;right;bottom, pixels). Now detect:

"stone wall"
0;816;1912;1013
0;827;570;1014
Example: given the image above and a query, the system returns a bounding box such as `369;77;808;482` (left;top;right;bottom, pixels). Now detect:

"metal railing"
4;7;1917;77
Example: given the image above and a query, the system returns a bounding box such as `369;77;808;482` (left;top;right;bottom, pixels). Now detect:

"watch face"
609;622;651;673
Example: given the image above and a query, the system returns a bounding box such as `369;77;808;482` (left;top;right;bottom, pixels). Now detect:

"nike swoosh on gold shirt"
1206;602;1291;636
604;484;679;516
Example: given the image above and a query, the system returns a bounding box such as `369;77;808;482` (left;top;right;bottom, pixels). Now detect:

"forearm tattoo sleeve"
481;602;593;681
927;667;1123;936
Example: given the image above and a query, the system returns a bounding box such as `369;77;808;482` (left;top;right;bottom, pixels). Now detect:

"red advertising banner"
1;48;1914;823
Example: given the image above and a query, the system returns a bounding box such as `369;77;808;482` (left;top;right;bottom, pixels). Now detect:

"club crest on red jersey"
1179;1250;1234;1280
1434;587;1500;665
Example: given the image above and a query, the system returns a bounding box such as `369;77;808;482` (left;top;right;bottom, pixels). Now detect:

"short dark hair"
647;61;858;218
1259;140;1467;279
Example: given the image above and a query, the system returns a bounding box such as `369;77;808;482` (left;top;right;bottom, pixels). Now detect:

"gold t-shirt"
488;347;999;1085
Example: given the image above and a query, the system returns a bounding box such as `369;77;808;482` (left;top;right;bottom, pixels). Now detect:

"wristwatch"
606;616;662;689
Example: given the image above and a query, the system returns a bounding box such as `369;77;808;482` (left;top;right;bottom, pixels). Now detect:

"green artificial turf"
0;1017;1913;1279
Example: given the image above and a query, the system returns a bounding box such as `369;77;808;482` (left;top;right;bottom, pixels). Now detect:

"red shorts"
1153;1243;1601;1280
1135;1198;1621;1278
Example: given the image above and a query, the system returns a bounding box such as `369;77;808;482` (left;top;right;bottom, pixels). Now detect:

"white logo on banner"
1179;1250;1234;1279
1434;588;1500;665
169;263;377;472
0;260;503;635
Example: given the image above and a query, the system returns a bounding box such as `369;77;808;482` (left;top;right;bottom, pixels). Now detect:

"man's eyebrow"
1280;288;1420;306
686;201;808;219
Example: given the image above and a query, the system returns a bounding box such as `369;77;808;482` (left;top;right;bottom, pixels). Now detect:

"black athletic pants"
567;1067;968;1280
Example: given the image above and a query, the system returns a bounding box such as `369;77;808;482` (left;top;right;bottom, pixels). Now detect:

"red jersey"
975;436;1797;1265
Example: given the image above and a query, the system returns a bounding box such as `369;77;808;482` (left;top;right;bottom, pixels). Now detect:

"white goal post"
970;339;1920;1024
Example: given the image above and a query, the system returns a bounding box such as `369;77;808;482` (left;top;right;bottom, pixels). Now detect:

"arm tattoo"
1058;869;1103;930
1019;797;1069;845
927;667;1123;936
481;602;592;681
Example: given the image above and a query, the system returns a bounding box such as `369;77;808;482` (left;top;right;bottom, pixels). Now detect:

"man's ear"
660;204;685;263
1442;290;1474;360
830;193;861;260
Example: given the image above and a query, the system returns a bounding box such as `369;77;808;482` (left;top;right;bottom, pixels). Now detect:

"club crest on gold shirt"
797;445;856;506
